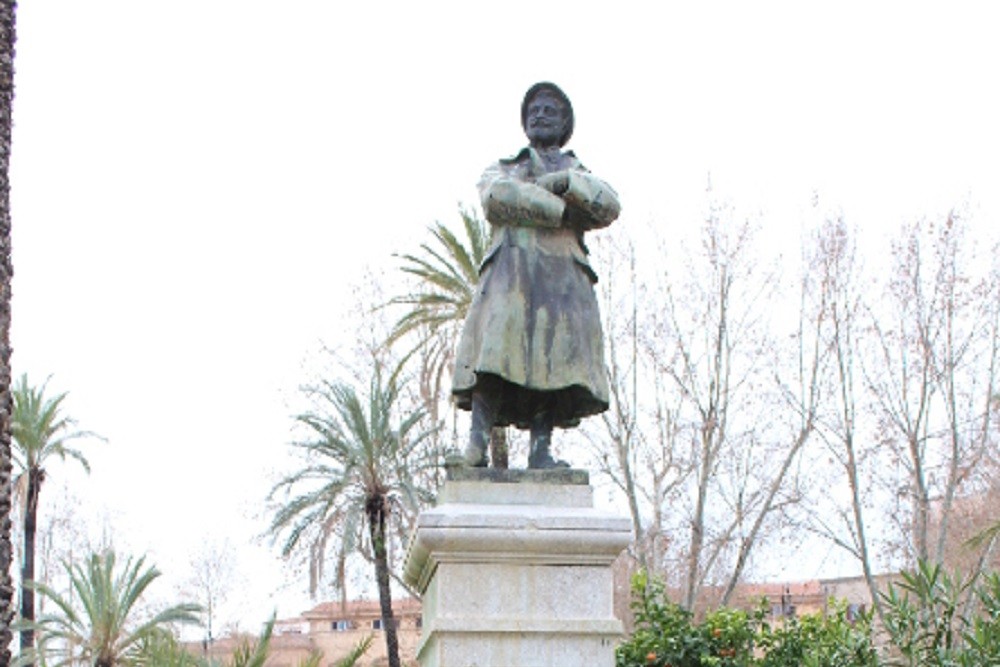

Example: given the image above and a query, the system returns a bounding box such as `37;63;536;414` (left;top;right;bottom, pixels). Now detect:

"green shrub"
878;562;1000;667
616;572;877;667
756;599;878;667
616;570;705;667
618;565;1000;667
961;573;1000;665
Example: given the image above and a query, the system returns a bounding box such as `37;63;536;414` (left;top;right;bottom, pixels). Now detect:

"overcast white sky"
9;0;1000;632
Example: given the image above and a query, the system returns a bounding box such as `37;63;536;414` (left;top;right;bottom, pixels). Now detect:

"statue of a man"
452;82;621;469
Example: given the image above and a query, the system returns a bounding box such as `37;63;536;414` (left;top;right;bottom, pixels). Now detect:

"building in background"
188;598;422;667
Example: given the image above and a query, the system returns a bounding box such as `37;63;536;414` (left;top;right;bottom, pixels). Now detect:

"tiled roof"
302;597;421;619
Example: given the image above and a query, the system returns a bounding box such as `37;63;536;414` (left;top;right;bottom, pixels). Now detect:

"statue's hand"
536;171;569;196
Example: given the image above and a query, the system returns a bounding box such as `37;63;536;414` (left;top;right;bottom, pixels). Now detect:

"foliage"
11;373;97;660
878;561;1000;666
222;618;274;667
138;629;205;667
214;622;368;667
268;359;435;667
616;571;878;667
386;208;511;465
216;618;368;667
616;571;705;667
385;209;486;426
268;360;437;593
878;561;966;666
961;573;1000;665
386;208;488;352
19;550;201;667
756;600;878;667
138;616;371;667
330;633;374;667
11;373;93;478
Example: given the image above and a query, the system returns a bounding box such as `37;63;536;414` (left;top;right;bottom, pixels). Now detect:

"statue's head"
521;82;574;148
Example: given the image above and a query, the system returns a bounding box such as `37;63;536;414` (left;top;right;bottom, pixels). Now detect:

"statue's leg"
466;379;500;467
528;408;568;469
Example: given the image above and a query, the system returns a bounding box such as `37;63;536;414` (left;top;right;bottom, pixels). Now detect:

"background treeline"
5;192;998;666
383;193;1000;620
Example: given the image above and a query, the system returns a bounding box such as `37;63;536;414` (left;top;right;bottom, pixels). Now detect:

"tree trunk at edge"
367;495;400;667
18;469;40;664
0;2;17;665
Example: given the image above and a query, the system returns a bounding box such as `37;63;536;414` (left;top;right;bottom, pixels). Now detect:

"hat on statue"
521;81;574;147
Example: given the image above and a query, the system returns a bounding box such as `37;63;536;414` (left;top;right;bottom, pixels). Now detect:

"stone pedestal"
403;469;632;667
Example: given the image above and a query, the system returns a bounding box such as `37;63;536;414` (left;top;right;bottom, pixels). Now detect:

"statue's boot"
528;411;569;469
464;389;497;467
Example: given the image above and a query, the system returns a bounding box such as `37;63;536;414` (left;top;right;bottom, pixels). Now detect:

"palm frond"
26;551;201;666
267;357;436;609
385;209;488;352
10;373;99;499
332;634;374;667
965;520;1000;550
227;615;274;667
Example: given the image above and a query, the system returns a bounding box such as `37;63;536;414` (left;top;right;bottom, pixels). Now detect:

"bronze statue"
452;82;621;469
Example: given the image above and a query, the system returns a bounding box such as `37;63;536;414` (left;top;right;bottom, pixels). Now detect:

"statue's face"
524;90;568;148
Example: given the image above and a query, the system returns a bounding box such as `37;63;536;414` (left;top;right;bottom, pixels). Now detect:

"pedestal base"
404;470;631;667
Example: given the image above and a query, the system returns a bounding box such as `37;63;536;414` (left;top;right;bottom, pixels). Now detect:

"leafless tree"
717;213;830;604
616;194;822;611
182;538;236;644
588;232;687;577
864;214;998;568
589;194;833;610
797;215;888;619
661;204;791;610
800;211;1000;622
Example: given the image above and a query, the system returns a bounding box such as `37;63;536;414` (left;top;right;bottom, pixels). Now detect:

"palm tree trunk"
18;468;41;664
367;495;400;667
0;2;16;665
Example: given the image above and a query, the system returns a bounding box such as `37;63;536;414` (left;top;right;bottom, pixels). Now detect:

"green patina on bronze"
452;149;620;429
454;82;621;469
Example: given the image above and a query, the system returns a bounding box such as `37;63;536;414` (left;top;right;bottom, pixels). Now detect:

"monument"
404;83;630;667
451;81;621;469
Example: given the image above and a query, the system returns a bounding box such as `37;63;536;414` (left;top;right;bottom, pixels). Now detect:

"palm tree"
12;373;96;662
0;1;19;663
268;362;435;667
22;550;201;667
387;208;510;466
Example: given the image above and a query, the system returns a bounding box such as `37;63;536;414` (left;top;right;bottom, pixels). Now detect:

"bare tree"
664;208;786;610
628;195;818;611
797;216;887;620
588;232;687;577
183;538;236;645
717;214;830;604
864;214;998;568
801;211;1000;623
589;194;828;610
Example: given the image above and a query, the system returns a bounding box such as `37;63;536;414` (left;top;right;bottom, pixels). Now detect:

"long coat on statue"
452;146;621;429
